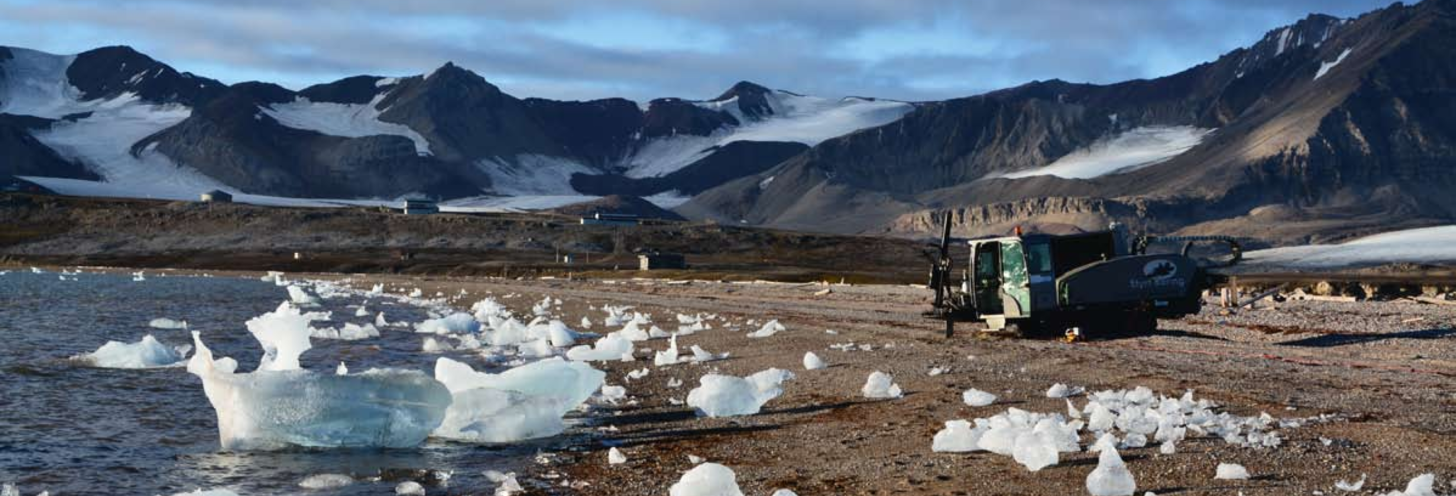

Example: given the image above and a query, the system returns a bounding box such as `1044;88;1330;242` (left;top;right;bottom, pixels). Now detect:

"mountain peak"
712;80;773;102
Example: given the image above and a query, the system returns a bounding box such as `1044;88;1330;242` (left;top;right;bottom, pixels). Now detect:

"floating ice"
431;357;604;442
395;481;425;495
686;368;794;417
76;334;190;368
1335;474;1366;491
802;352;827;370
861;371;902;399
608;447;627;464
313;322;380;341
746;319;785;338
1086;446;1136;496
932;419;986;452
355;305;370;317
1214;463;1249;480
669;463;744;496
422;337;454;353
245;302;322;372
962;388;997;407
187;331;451;450
566;333;635;362
287;285;320;306
376;311;390;327
1046;383;1083;398
299;473;354;489
168;489;240;496
336;362;348;375
149;318;188;329
416;313;481;335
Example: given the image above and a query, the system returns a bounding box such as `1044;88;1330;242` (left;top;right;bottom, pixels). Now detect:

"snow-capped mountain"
4;0;1454;244
682;0;1456;242
0;50;910;206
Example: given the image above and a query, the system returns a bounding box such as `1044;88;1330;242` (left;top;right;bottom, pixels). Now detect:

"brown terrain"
316;274;1456;496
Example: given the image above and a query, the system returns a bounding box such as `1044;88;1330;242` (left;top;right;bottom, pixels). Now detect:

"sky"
0;0;1399;102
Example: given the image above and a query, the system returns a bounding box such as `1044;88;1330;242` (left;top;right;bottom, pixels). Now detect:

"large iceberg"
187;304;452;450
75;334;190;368
431;357;605;442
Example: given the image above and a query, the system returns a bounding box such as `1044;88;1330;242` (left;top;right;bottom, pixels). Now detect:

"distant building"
401;198;439;215
580;212;639;226
199;189;233;203
638;252;686;271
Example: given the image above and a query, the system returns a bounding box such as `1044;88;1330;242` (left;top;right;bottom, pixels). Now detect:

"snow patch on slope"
0;48;223;194
1245;225;1456;268
1314;48;1353;80
625;92;911;179
262;95;432;155
999;126;1214;180
475;154;595;196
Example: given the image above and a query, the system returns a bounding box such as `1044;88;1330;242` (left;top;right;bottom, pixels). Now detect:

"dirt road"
340;274;1456;496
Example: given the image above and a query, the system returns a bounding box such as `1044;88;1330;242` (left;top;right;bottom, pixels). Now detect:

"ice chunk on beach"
187;332;451;450
434;357;605;415
1214;463;1249;480
149;318;188;329
431;357;604;442
746;319;785;338
608;447;627;464
1012;429;1060;471
416;312;481;335
690;345;728;362
1047;383;1083;398
566;333;635;362
962;388;996;407
669;463;744;496
932;419;986;452
769;490;798;496
802;352;827;370
1334;474;1366;492
861;371;902;399
1086;446;1136;496
655;334;682;366
1378;474;1437;496
76;334;189;368
686;368;794;417
299;473;354;489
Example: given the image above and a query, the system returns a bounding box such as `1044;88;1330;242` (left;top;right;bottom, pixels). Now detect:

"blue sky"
0;0;1397;102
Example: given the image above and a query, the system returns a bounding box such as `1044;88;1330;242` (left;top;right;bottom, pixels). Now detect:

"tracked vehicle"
926;218;1241;338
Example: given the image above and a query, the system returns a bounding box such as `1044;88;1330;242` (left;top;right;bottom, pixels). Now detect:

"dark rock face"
66;46;226;106
711;81;777;120
0;120;96;180
571;140;807;196
376;63;562;162
298;75;390;105
523;97;643;166
640;98;739;138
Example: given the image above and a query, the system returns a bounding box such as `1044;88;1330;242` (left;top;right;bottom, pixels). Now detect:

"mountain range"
2;0;1454;244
